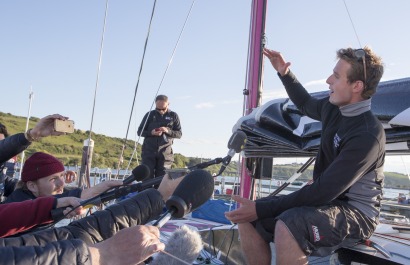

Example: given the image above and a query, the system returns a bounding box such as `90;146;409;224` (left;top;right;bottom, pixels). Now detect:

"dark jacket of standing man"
137;95;182;179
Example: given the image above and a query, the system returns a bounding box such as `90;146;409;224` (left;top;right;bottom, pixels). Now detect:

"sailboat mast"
18;87;34;179
240;0;267;199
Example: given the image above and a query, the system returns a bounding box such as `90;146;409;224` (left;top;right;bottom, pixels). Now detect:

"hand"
157;173;185;201
30;114;70;139
224;195;258;223
80;180;123;199
159;127;169;134
151;128;163;136
263;48;291;76
64;170;77;183
89;225;165;265
56;196;86;218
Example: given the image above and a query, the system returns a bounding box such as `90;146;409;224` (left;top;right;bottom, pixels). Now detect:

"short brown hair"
336;46;384;99
155;95;168;102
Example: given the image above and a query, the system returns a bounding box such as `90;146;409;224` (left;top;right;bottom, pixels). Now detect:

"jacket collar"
339;98;371;117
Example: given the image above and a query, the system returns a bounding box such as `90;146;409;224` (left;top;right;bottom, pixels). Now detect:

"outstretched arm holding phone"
29;114;72;140
0;114;72;164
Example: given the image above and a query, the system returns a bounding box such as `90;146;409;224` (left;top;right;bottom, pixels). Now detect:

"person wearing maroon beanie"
1;114;72;202
4;152;123;204
21;152;66;196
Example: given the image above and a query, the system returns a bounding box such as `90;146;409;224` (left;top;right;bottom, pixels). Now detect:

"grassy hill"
0;111;238;175
271;163;410;189
1;111;409;188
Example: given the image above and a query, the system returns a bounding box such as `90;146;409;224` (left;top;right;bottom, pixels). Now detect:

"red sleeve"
0;196;56;237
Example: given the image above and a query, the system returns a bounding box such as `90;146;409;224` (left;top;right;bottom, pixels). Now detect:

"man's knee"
274;219;291;239
238;222;272;265
238;222;269;244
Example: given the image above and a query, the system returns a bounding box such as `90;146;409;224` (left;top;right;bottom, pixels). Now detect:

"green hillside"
271;163;410;189
1;111;409;188
0;112;237;175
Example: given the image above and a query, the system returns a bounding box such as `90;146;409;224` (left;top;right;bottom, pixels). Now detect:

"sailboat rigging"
18;88;34;178
78;0;197;182
2;1;410;264
61;0;410;263
119;0;196;175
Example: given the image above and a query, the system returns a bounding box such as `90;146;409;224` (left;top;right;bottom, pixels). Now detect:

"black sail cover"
237;77;410;158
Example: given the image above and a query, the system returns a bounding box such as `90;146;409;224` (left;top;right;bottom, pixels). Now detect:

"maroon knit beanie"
22;152;65;182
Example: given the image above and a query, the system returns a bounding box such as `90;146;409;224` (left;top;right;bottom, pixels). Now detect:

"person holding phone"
0;114;70;202
0;114;71;163
137;95;182;180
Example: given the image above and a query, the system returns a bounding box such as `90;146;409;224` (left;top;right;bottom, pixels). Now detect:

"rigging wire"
123;0;197;173
81;0;109;188
122;99;142;174
124;113;140;170
116;0;159;176
19;87;34;178
342;0;362;48
400;155;410;179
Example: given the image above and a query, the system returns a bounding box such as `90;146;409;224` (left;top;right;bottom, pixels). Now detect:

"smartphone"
154;128;161;132
54;120;75;133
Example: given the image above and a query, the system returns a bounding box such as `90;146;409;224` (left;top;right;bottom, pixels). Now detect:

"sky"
1;0;410;174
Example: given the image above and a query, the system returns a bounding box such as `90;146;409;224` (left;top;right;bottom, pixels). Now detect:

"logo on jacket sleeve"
311;225;323;242
333;133;341;149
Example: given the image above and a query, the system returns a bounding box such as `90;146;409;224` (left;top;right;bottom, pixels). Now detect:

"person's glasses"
354;49;367;90
156;108;167;111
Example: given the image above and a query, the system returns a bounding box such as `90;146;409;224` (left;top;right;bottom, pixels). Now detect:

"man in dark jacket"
138;95;182;179
226;47;385;265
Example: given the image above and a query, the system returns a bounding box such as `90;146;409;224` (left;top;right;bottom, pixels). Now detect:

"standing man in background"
138;95;182;179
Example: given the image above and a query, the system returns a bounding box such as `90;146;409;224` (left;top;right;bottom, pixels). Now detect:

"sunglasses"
354;49;367;90
156;108;167;111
